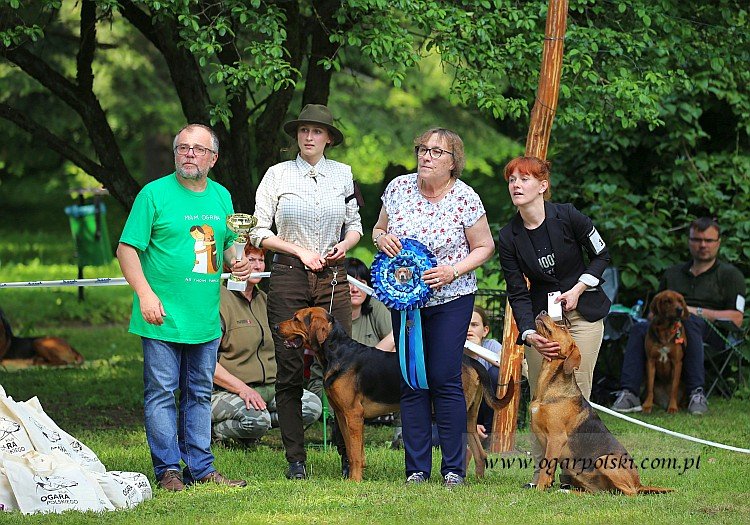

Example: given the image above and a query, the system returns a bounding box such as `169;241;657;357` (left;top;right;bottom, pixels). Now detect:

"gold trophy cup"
226;213;258;291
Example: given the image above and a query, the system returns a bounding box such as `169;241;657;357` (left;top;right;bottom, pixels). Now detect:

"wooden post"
490;0;569;454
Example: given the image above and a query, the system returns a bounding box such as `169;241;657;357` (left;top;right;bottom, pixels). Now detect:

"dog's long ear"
649;295;661;318
563;344;582;375
310;313;332;347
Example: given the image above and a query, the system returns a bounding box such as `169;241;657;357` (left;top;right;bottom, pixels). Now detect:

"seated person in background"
466;306;502;444
612;217;745;415
347;257;396;352
212;245;322;445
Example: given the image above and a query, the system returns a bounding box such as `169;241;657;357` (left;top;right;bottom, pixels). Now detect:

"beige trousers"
525;309;604;483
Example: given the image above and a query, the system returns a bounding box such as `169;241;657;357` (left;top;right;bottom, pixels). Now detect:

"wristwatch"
696;307;704;317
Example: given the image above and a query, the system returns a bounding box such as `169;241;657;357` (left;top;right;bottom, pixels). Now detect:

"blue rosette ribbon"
371;238;436;390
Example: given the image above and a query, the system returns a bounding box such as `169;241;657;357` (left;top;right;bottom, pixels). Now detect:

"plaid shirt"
250;155;363;255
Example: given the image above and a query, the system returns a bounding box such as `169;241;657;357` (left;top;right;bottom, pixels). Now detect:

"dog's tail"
637;486;673;494
462;355;515;411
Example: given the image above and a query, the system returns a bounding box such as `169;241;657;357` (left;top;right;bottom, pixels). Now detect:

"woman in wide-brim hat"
248;103;362;480
282;103;344;147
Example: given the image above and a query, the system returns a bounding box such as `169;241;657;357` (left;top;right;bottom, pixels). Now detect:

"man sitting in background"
612;217;745;415
211;245;322;445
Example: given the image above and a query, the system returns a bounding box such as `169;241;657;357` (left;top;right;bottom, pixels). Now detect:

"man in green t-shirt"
117;124;251;491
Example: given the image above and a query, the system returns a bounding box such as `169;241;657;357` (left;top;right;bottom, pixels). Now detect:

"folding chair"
704;319;748;398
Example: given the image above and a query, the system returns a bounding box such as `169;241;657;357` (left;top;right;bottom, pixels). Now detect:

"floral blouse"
382;173;486;306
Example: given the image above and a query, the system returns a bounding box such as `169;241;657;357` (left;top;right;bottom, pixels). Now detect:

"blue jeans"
391;294;474;479
142;337;219;482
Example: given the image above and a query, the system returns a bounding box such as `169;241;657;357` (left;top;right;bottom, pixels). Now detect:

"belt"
272;253;345;271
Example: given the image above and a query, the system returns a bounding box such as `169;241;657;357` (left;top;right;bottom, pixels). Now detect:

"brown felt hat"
283;104;344;146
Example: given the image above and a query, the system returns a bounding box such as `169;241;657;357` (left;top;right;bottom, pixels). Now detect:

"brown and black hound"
275;306;514;481
0;308;83;367
644;290;689;414
532;312;671;494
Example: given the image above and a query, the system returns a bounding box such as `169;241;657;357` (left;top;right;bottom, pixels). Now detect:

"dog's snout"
272;323;280;333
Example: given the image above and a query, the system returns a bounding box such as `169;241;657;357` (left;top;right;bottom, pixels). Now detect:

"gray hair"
173;124;219;153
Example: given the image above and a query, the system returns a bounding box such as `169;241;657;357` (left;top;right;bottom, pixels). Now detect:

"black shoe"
341;455;350;479
521;482;537;489
286;461;308;480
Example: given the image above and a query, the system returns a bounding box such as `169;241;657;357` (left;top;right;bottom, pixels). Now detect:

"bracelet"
373;232;386;248
452;265;459;280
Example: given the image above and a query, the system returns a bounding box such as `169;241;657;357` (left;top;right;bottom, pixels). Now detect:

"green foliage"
1;0;749;301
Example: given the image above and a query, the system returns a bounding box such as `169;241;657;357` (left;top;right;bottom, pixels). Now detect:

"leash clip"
328;268;338;314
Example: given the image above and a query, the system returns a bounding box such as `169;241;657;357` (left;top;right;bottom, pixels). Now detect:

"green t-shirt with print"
120;173;237;343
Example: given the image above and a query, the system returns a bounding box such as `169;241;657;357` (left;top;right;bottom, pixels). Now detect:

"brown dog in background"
643;290;689;414
532;312;671;494
275;306;514;481
0;308;83;367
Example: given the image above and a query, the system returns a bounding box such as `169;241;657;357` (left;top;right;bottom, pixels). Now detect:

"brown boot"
157;470;185;491
195;471;247;487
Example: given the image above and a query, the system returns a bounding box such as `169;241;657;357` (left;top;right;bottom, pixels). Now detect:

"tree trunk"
491;0;568;454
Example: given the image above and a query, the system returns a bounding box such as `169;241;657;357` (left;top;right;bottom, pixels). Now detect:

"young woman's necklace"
419;177;453;199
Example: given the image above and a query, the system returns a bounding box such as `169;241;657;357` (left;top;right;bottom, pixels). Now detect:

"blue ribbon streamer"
372;238;435;390
399;310;428;389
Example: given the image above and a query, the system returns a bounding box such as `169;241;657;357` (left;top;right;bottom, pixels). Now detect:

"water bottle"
630;299;644;319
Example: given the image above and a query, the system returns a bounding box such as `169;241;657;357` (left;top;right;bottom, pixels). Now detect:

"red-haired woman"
497;156;611;488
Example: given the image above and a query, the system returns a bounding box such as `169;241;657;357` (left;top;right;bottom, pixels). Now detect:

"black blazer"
498;201;611;343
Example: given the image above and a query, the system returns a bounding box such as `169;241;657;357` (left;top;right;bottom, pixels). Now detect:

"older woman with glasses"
372;127;494;487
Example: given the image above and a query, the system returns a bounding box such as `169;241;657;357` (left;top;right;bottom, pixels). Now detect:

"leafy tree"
1;0;748;299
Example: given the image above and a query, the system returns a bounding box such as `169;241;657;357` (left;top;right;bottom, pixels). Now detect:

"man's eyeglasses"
689;237;719;244
174;144;214;157
415;145;454;159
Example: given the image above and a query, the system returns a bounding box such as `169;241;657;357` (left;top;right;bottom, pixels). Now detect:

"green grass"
1;200;750;523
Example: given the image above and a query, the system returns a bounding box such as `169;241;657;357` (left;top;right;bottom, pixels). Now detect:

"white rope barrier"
0;273;270;288
591;401;750;454
3;273;748;453
1;272;503;367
